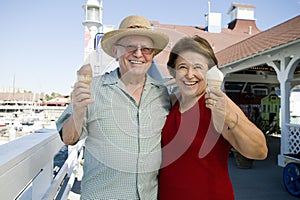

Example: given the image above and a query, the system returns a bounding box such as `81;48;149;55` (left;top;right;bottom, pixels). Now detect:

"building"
150;3;300;166
0;89;43;102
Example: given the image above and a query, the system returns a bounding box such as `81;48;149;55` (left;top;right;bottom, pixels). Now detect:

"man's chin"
129;67;148;75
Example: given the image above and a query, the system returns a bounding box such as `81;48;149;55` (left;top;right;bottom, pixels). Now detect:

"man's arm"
60;81;94;145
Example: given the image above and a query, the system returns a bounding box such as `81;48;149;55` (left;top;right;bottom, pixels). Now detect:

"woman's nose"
186;68;196;78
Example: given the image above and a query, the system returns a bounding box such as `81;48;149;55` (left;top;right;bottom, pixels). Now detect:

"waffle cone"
207;79;222;89
77;64;93;84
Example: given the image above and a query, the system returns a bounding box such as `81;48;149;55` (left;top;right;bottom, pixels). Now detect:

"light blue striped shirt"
56;68;170;199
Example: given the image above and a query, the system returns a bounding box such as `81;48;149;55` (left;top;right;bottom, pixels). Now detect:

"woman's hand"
205;87;227;133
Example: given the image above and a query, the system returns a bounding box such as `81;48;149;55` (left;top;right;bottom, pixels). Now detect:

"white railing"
0;129;83;199
287;123;300;154
278;123;300;167
43;139;84;200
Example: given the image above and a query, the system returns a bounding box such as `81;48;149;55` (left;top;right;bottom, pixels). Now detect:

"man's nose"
132;48;143;57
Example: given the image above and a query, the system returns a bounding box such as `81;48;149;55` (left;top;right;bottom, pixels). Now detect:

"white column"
276;58;291;166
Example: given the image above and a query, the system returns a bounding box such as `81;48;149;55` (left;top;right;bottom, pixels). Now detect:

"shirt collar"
102;68;162;88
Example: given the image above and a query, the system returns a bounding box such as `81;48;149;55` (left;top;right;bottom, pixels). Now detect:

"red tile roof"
227;19;260;34
216;15;300;66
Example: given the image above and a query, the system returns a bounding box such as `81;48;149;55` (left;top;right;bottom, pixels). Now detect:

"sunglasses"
114;44;155;55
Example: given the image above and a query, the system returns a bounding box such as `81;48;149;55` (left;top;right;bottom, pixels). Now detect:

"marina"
0;101;66;145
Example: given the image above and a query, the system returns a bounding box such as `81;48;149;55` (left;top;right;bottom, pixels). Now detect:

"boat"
0;97;67;146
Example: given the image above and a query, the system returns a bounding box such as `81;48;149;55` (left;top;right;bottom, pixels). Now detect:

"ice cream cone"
77;64;93;84
206;66;224;89
207;79;223;89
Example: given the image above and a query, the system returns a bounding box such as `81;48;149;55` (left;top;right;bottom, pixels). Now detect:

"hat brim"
101;29;169;58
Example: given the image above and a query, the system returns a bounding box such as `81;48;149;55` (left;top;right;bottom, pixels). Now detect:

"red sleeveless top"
158;95;234;200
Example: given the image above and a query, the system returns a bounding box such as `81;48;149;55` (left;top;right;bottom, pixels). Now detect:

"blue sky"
0;0;299;95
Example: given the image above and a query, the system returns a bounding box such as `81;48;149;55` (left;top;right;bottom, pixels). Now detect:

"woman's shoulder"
170;92;180;106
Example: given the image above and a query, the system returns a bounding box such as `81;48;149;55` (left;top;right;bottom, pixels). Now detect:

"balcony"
0;129;83;199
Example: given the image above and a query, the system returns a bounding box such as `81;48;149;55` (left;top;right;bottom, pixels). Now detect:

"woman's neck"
179;94;203;113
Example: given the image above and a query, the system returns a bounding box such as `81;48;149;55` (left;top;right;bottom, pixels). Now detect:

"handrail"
0;129;63;199
286;123;300;128
43;162;69;199
60;144;84;199
0;128;84;199
42;140;84;200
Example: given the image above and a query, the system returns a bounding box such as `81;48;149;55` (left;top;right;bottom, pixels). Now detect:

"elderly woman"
158;35;268;200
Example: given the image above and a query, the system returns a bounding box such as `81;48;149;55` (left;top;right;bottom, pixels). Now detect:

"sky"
0;0;299;95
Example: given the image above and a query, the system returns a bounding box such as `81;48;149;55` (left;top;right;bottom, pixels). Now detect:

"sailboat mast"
12;73;15;100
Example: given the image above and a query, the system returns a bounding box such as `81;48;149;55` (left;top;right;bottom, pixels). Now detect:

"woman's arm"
205;88;268;160
222;96;268;160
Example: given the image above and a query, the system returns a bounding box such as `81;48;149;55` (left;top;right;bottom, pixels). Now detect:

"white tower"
205;1;222;33
82;0;103;61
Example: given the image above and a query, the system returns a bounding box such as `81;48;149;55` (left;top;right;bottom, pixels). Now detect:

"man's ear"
111;46;117;58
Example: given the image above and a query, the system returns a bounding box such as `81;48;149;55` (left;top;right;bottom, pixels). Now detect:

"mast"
12;73;15;100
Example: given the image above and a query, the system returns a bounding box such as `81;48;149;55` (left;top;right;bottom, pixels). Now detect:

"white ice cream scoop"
206;66;224;89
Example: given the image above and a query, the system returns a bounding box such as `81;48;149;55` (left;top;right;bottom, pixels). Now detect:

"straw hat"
101;15;169;58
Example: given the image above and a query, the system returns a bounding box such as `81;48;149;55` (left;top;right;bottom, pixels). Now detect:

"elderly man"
56;15;170;199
